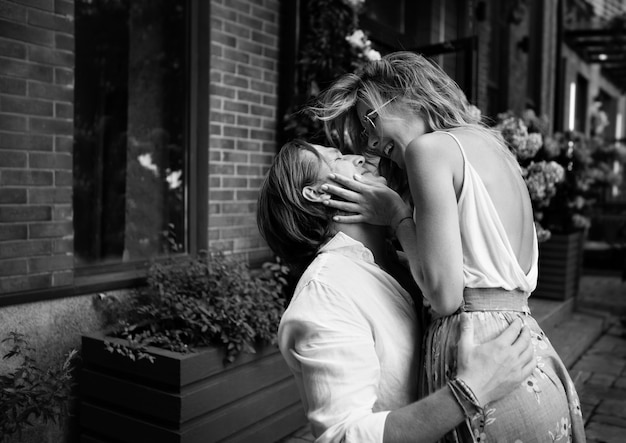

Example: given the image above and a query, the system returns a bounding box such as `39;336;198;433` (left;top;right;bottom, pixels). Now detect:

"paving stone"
615;377;626;389
588;372;617;386
593;413;626;428
585;421;626;443
596;399;626;419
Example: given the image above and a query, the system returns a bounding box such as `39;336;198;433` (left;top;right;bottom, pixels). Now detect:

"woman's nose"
367;134;379;149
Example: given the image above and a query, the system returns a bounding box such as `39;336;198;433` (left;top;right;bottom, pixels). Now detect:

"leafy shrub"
0;332;77;441
104;251;290;364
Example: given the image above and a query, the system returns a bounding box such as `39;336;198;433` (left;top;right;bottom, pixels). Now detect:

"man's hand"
455;314;535;406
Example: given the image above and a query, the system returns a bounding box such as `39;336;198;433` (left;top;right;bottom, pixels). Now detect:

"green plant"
283;0;379;143
495;110;624;239
0;332;77;441
103;251;290;364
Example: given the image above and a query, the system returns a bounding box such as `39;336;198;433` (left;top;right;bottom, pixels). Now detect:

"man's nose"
346;155;365;166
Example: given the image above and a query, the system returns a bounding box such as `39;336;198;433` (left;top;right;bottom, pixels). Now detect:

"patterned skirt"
422;288;586;443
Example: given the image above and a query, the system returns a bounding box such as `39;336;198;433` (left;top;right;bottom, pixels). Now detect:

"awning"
564;26;626;92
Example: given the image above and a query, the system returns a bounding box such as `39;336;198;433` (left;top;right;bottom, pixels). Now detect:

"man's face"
311;144;382;182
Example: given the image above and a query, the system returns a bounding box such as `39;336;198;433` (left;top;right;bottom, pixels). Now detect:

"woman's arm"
320;134;465;315
399;133;464;315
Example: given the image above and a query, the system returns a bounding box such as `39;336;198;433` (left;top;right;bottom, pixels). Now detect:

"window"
73;0;191;271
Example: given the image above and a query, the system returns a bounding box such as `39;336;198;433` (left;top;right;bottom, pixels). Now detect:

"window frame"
0;0;209;307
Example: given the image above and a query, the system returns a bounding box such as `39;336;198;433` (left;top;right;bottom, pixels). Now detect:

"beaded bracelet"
447;378;483;419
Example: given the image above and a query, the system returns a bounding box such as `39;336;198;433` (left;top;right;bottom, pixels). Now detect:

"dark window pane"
74;0;188;267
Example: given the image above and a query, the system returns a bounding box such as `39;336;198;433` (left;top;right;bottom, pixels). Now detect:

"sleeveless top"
442;131;538;293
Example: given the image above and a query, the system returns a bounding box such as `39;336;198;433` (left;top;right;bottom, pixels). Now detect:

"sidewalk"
573;273;626;443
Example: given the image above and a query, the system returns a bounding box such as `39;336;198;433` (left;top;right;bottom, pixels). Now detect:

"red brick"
52;204;71;221
0;2;27;22
54;101;72;118
52;269;73;286
0;150;27;167
29;254;72;271
1;57;53;82
0;273;51;293
1;95;53;116
212;32;236;48
54;0;73;16
29;152;71;169
54;67;72;85
238;15;263;32
29;45;74;67
1;169;53;186
237;89;261;103
28;187;71;204
0;224;27;241
0;188;27;204
12;0;54;12
223;125;249;138
224;100;248;113
28;220;71;238
0;37;27;58
0;19;54;47
0;76;27;95
54;169;71;185
0;113;27;131
0;258;27;276
52;237;72;253
28;81;72;100
0;132;53;151
250;128;273;140
55;33;73;51
54;135;72;152
28;9;72;33
236;115;261;126
0;205;51;222
0;239;52;259
29;116;72;135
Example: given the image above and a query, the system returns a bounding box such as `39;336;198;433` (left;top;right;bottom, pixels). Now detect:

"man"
257;140;534;442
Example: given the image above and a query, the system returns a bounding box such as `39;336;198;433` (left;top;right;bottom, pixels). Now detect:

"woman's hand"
321;173;412;226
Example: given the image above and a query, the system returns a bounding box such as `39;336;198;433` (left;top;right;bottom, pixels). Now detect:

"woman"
312;52;585;442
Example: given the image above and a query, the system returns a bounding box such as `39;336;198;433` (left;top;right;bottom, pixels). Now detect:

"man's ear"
302;185;328;203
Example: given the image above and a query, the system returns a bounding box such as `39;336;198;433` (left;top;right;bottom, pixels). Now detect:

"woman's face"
356;99;425;170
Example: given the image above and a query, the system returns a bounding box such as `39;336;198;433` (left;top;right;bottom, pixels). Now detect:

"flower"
345;29;381;62
494;109;620;239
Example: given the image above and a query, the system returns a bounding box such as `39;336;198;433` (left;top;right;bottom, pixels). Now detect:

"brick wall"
0;0;75;294
208;0;280;263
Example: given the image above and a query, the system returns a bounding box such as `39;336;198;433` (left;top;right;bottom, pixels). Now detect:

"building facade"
0;0;625;440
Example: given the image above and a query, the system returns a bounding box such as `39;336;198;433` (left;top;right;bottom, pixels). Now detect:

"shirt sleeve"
278;279;390;443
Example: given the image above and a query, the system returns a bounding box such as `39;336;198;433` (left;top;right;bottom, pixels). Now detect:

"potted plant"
495;110;622;299
79;251;306;443
1;332;77;443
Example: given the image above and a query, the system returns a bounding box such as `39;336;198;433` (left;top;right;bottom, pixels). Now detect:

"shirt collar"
318;232;376;265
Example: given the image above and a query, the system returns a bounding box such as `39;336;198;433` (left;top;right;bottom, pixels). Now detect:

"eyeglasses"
361;96;397;140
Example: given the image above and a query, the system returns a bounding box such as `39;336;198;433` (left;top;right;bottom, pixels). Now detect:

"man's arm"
384;315;534;442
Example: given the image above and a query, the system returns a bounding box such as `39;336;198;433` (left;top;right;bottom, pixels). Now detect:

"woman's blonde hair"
310;51;509;177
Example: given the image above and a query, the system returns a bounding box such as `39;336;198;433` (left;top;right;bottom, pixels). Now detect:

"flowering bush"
496;110;625;241
282;0;378;143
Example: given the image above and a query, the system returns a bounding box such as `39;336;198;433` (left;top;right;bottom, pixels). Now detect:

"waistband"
432;287;531;319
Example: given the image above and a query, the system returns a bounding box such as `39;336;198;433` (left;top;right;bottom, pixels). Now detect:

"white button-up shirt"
278;232;420;442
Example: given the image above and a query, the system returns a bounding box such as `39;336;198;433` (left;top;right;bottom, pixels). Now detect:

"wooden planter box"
79;332;306;443
534;231;585;300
